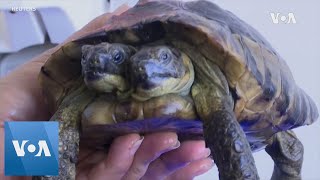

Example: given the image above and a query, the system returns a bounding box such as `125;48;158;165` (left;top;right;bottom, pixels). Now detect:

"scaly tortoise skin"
36;0;318;179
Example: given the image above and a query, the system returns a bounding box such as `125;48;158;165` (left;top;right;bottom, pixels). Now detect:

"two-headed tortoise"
38;0;318;179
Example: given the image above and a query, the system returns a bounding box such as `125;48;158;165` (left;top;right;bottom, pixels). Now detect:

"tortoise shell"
39;0;318;150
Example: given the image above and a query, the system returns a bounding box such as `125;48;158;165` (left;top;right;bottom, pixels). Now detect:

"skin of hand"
0;5;214;180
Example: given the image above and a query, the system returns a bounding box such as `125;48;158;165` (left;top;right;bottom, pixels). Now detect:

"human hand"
0;5;213;180
77;133;213;180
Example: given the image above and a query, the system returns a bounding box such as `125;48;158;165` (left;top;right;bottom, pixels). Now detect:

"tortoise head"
81;42;136;93
129;46;194;101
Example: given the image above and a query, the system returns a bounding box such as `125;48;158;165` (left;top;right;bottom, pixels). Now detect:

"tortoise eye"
160;53;168;60
113;50;125;64
81;54;87;65
159;51;171;64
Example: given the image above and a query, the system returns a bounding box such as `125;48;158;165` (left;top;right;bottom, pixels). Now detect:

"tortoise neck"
171;52;195;96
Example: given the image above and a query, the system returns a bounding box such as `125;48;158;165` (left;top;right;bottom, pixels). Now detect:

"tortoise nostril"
138;67;144;72
88;59;102;68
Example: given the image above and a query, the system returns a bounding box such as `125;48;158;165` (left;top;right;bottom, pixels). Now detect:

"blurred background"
0;0;319;179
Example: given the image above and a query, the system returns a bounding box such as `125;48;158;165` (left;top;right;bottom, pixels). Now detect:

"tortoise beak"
82;54;112;81
131;60;177;90
131;60;156;89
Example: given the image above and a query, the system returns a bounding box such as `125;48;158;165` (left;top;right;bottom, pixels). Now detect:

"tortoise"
37;0;319;179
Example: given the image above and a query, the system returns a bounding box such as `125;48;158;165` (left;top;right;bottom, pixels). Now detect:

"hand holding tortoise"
0;5;213;180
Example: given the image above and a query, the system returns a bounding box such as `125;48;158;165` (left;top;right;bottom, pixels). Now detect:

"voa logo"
12;140;51;157
5;122;58;176
270;12;297;24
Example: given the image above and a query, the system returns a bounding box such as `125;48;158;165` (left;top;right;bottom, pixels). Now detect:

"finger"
77;148;107;173
166;158;214;180
77;134;143;180
0;45;56;121
123;132;180;180
142;140;210;180
77;141;109;164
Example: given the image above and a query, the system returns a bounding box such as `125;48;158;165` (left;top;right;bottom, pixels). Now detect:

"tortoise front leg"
265;130;303;180
33;127;79;180
33;86;96;180
191;60;259;179
205;109;259;180
192;85;259;179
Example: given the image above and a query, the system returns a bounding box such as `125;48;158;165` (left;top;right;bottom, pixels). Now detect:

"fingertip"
180;140;208;158
145;132;178;149
107;134;143;162
122;132;179;180
129;136;144;155
162;140;209;163
168;158;214;180
87;134;143;179
111;133;142;148
194;158;215;176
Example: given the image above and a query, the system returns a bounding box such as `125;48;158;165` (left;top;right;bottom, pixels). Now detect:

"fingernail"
171;141;180;149
130;136;144;155
164;140;180;152
157;140;180;157
203;148;211;157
